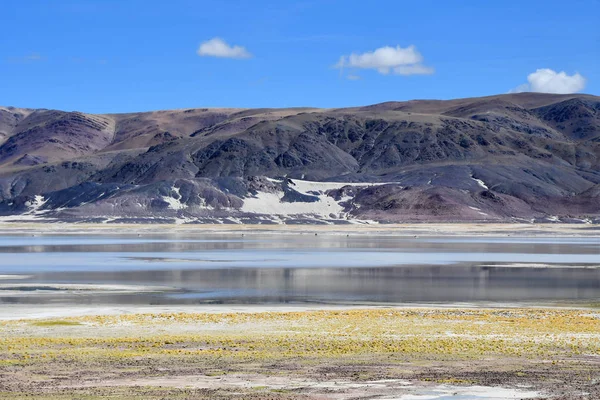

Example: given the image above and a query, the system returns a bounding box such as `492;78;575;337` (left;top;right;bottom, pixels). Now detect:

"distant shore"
1;222;599;237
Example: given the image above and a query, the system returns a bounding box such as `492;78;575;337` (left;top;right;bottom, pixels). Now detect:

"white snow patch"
242;179;391;221
471;175;489;189
25;195;47;214
162;196;188;210
0;195;56;222
468;206;488;216
162;186;188;210
197;197;215;210
290;179;387;193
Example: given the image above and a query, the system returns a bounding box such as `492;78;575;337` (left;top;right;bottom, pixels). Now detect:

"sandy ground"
1;306;599;399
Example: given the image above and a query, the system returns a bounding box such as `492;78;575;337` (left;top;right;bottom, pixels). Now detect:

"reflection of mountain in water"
1;234;599;305
19;265;600;304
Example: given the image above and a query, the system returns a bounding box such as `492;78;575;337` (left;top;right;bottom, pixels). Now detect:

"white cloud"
25;53;43;61
7;53;45;63
511;69;586;94
197;38;252;59
335;45;433;76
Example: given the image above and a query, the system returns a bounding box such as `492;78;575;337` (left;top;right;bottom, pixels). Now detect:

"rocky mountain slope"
0;92;599;224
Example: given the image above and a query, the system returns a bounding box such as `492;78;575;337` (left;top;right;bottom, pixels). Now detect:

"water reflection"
0;234;598;305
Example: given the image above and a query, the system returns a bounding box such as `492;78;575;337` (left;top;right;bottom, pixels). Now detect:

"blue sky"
1;0;598;113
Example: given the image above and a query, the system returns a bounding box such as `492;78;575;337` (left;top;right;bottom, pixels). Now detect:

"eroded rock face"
0;93;599;223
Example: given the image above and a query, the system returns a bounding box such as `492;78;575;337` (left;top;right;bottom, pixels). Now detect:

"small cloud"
510;68;586;94
7;53;45;63
346;74;361;81
197;37;252;59
25;53;44;61
335;45;433;76
509;83;530;94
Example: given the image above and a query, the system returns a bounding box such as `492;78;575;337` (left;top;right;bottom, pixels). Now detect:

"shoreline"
1;302;599;321
1;222;600;237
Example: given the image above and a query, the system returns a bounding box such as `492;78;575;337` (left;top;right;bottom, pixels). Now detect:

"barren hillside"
1;93;599;223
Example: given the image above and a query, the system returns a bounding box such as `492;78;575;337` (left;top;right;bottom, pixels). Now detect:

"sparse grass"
0;309;598;363
0;389;286;400
435;377;475;384
31;320;82;327
1;308;599;398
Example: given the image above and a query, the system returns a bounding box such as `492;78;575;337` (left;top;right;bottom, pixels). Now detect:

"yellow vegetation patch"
1;308;599;364
31;320;82;327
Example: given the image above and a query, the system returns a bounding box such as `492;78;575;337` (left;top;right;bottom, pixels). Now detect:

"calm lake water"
0;233;599;305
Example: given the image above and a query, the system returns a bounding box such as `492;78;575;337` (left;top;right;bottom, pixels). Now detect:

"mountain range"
1;92;599;224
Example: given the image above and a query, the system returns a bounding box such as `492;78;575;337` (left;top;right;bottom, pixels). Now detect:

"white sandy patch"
584;313;600;319
72;374;414;392
174;216;196;225
0;275;32;280
383;384;540;399
0;283;175;296
69;373;540;400
2;302;594;322
0;304;396;321
479;263;600;269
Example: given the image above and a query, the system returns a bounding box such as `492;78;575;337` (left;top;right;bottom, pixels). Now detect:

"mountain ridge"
0;92;599;224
